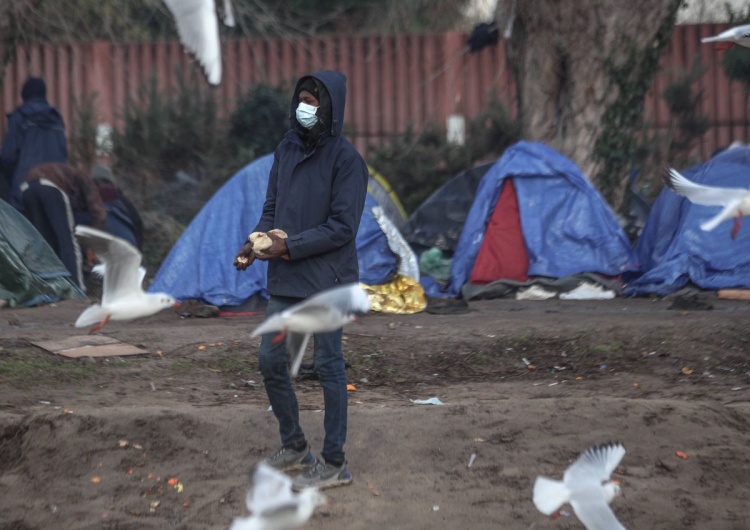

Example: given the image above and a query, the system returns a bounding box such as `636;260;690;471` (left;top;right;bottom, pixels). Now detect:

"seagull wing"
163;0;222;85
701;24;750;43
221;0;236;27
287;332;313;378
664;168;748;206
74;226;143;307
250;311;291;338
563;442;625;487
700;199;744;231
246;463;296;515
251;284;370;338
292;283;371;317
570;494;626;530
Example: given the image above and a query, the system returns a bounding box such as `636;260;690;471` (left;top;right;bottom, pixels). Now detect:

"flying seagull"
701;24;750;50
664;167;750;239
163;0;235;85
74;226;179;334
229;462;326;530
533;442;626;530
251;283;371;377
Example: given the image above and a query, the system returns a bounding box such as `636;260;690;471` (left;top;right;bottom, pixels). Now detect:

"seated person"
89;164;144;251
20;162;106;289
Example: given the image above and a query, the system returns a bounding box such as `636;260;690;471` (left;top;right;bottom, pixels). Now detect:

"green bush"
110;68;223;211
229;84;290;160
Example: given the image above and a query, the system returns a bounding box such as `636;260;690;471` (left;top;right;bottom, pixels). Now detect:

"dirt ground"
1;294;750;530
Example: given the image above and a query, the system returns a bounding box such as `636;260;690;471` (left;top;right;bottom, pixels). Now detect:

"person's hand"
254;231;290;261
234;242;256;270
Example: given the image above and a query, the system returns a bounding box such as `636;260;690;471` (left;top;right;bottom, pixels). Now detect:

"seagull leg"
88;315;111;335
731;213;743;240
716;42;735;51
271;330;287;345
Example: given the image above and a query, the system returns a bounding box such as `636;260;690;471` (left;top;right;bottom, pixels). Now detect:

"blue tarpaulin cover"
439;141;638;297
624;147;750;296
149;154;397;305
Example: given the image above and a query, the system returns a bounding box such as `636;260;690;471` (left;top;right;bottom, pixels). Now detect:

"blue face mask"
296;102;319;129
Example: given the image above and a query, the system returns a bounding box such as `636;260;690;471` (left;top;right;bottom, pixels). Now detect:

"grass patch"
213;356;255;373
0;355;97;389
169;361;196;373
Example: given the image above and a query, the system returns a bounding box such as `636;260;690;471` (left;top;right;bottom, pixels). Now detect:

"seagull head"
150;292;180;309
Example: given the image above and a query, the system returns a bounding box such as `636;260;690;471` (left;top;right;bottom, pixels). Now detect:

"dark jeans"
21;179;83;288
258;295;348;465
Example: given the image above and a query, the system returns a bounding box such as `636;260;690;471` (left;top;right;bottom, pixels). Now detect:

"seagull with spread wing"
663;167;750;239
533;442;626;530
251;283;371;377
229;462;326;530
74;226;178;334
163;0;235;85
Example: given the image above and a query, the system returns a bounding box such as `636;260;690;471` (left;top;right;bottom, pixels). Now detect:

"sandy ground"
1;295;750;529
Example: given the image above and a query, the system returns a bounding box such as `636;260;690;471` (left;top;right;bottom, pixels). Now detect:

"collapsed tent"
624;147;750;297
433;141;638;299
402;162;493;254
149;154;417;307
0;199;84;307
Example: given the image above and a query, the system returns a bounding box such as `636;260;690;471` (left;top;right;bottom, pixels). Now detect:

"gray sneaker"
264;445;317;472
292;460;353;490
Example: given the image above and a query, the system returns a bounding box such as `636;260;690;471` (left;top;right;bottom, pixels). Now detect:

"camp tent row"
5;141;748;309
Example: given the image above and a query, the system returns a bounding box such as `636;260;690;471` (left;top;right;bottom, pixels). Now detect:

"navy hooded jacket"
1;98;67;209
253;70;368;298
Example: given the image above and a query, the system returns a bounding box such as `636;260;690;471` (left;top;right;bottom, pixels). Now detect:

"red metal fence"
0;24;746;160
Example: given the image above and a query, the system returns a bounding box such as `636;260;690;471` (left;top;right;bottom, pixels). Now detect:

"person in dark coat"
0;77;68;210
233;70;368;490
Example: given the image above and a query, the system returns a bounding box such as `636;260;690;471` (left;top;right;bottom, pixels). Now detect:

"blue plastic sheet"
625;147;750;296
149;154;397;305
437;141;638;297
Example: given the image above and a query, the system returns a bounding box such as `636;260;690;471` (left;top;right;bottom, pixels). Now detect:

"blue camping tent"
149;154;398;306
624;147;750;297
435;141;638;298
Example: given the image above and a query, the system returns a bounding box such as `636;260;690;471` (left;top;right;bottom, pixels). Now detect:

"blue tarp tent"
624;147;750;297
436;141;638;297
149;154;397;306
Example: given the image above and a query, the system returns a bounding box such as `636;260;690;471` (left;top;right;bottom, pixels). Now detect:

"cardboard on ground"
31;335;149;358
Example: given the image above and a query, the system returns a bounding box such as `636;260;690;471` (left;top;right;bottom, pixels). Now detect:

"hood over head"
290;70;347;141
21;77;47;102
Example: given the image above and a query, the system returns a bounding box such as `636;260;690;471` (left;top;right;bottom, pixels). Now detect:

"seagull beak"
612;479;622;485
173;301;181;308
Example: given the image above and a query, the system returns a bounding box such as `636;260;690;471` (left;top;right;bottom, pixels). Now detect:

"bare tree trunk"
497;0;682;208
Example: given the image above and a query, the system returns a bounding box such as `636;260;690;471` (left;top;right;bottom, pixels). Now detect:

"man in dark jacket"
234;70;368;490
0;77;68;210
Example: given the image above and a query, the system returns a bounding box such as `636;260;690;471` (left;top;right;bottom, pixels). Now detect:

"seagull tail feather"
532;476;570;516
75;304;109;328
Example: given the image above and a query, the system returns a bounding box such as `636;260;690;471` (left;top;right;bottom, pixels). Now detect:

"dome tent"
625;147;750;297
436;141;638;299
